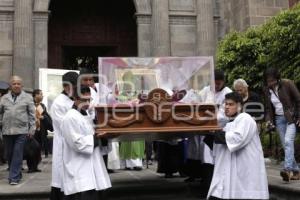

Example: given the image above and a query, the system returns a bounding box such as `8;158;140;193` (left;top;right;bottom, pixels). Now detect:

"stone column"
13;0;34;89
151;0;170;56
33;11;49;88
196;0;215;56
137;14;152;57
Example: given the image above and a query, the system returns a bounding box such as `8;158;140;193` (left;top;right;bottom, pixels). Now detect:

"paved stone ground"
0;156;299;199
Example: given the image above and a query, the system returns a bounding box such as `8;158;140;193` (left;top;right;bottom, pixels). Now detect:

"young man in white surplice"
50;72;78;200
79;68;120;172
207;92;269;200
61;85;111;199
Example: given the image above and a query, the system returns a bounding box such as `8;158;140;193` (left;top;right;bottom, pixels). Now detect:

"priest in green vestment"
118;71;145;170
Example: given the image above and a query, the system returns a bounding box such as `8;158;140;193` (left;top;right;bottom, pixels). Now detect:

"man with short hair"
0;76;35;185
50;72;79;200
207;92;269;199
79;68;121;172
196;69;232;196
61;85;111;199
233;78;263;120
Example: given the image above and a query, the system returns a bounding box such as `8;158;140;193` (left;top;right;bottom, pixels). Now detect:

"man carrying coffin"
61;85;111;199
50;72;78;200
207;92;269;200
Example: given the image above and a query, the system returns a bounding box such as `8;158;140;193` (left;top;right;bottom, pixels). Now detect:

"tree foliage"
217;3;300;92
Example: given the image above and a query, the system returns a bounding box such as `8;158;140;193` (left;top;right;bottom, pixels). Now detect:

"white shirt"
215;87;232;105
90;83;119;169
180;89;214;163
50;93;74;189
207;113;269;199
269;88;284;115
61;109;111;195
216;87;232;128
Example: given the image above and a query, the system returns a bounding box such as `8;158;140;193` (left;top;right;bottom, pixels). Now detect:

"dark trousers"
64;190;103;200
0;137;6;164
34;130;49;156
145;141;153;161
103;154;108;168
156;141;185;175
209;197;254;200
200;163;214;196
50;187;64;200
3;134;26;182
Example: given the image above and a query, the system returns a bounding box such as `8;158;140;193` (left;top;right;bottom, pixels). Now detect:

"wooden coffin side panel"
95;104;220;139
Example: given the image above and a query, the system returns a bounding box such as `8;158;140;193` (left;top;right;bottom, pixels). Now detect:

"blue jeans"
275;115;299;172
3;134;27;182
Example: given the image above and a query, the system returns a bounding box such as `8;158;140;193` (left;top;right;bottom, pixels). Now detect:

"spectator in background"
33;89;53;158
233;78;263;120
264;67;300;182
0;76;35;185
0;81;9;165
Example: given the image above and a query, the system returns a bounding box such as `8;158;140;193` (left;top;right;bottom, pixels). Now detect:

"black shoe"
179;172;187;178
28;169;42;173
165;173;174;178
107;169;115;173
147;160;153;165
280;170;292;182
184;177;195;182
133;167;142;171
9;181;19;185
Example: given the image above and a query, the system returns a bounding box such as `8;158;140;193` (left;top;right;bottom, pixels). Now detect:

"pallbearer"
207;92;269;200
61;85;111;199
50;72;78;200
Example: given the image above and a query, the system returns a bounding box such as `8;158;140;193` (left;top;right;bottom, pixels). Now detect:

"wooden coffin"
95;88;220;141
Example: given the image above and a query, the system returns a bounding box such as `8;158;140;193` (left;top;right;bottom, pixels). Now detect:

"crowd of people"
0;66;299;200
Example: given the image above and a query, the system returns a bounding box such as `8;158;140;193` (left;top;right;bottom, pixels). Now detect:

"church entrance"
48;0;137;72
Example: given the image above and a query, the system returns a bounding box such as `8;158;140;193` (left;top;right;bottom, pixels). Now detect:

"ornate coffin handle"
108;114;144;128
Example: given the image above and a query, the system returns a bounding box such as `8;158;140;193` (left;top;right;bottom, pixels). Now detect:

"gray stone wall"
221;0;250;33
0;0;13;82
221;0;289;34
169;0;197;56
0;0;292;88
249;0;289;26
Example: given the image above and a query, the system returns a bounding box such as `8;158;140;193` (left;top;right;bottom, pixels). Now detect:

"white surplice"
207;113;269;199
188;86;232;164
90;83;121;169
61;109;111;195
50;93;74;190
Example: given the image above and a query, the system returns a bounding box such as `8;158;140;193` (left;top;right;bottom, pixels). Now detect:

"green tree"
217;3;300;91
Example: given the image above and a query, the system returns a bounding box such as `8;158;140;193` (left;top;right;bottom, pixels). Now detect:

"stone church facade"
0;0;297;89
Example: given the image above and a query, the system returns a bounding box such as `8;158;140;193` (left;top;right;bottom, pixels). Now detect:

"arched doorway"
48;0;137;71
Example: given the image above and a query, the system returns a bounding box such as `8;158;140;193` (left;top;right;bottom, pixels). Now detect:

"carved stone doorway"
48;0;137;72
